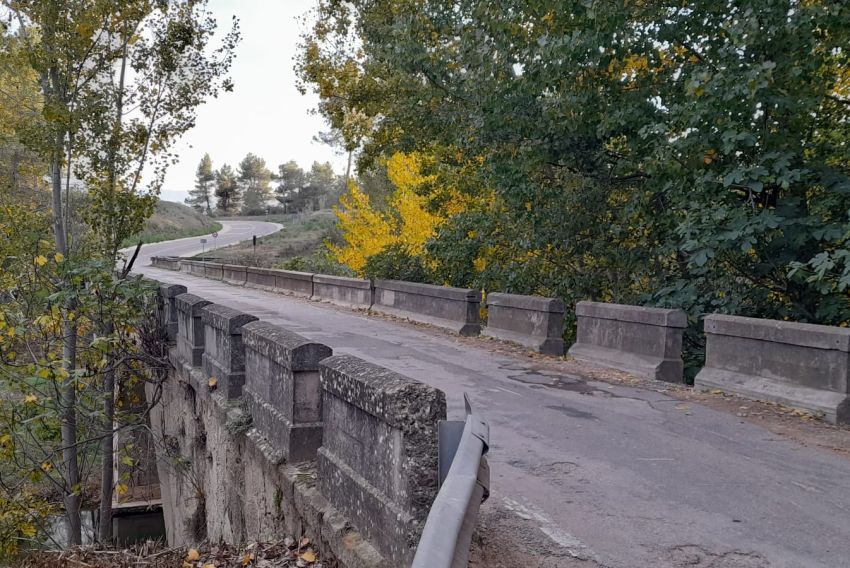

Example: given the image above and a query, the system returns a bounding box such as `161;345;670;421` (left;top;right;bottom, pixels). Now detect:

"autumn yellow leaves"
330;151;475;275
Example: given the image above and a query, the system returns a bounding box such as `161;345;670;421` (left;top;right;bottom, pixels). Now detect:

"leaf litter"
17;539;322;567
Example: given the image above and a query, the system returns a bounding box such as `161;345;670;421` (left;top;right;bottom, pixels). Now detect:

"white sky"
158;0;346;203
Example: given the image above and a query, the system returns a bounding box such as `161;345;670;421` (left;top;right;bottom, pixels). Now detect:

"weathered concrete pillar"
175;293;212;367
200;304;258;399
484;292;565;354
695;314;850;423
222;264;247;286
317;354;446;566
312;274;373;309
372;279;481;335
568;301;687;383
159;283;187;342
242;321;332;462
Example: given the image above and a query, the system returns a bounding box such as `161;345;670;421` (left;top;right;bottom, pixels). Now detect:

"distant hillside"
123;200;222;246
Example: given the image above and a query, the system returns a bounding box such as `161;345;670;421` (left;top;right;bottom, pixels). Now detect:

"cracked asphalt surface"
136;221;850;567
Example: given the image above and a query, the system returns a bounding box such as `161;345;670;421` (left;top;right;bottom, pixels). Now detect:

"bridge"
137;220;850;568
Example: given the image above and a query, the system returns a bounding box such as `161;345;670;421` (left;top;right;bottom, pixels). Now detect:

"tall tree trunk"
97;330;115;543
345;149;353;187
98;38;129;542
51;142;83;545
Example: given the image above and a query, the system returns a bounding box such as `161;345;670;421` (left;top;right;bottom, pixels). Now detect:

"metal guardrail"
412;394;490;568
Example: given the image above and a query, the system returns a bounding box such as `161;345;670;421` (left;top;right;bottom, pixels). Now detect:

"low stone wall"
200;304;258;399
203;262;224;281
695;315;850;423
150;291;449;567
158;283;188;342
273;269;314;298
182;260;206;278
151;256;181;271
372;279;481;336
568;301;687;383
222;264;247;286
242;321;331;462
318;354;446;566
246;266;277;290
483;292;565;354
312;274;373;309
175;293;212;367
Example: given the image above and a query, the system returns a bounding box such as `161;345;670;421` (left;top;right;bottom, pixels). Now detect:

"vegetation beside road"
120;201;222;247
200;210;349;274
297;1;850;379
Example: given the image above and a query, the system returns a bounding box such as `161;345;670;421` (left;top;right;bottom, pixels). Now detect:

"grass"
200;210;340;269
121;200;221;247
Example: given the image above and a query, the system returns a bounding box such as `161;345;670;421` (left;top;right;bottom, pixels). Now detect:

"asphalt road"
138;246;850;567
124;219;280;268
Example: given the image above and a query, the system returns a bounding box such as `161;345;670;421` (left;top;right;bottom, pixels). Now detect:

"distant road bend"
126;219;280;268
138;225;850;568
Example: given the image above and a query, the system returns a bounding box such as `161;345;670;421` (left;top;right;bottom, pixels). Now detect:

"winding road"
137;222;850;568
126;219;280;268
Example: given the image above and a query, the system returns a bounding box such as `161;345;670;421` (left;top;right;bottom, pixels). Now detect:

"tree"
215;163;240;214
186;154;215;214
274;160;306;212
289;161;339;213
1;0;239;545
238;153;272;215
331;152;468;273
300;0;850;353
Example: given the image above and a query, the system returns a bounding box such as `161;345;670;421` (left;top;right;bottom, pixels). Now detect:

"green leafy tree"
186;153;215;214
1;0;239;545
238;153;272;215
215;163;240;214
274;160;306;212
299;0;850;361
306;160;340;210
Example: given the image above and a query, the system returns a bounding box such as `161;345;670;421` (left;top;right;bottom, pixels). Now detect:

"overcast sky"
158;0;346;204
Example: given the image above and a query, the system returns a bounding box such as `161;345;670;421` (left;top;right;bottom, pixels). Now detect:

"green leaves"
300;0;850;338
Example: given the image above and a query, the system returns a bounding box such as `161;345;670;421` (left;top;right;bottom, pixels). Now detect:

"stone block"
695;314;850;423
201;304;258;399
203;262;224;281
242;320;332;462
175;293;212;367
223;264;247;285
182;260;205;277
150;256;181;271
318;354;446;566
246;267;277;290
274;269;314;297
568;301;687;383
159;283;187;342
483;292;565;354
372;279;481;336
312;275;373;309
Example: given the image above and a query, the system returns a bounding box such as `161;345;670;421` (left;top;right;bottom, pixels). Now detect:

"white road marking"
502;497;599;560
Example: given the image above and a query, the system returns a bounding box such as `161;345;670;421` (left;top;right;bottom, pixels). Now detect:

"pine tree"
214;164;240;214
238;153;272;215
185;153;215;214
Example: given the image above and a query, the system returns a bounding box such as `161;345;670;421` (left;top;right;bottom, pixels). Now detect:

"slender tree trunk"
52;146;83;545
345;148;353;187
97;325;115;543
98;38;129;542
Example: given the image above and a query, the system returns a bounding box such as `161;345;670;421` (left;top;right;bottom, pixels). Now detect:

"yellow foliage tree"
330;151;470;274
